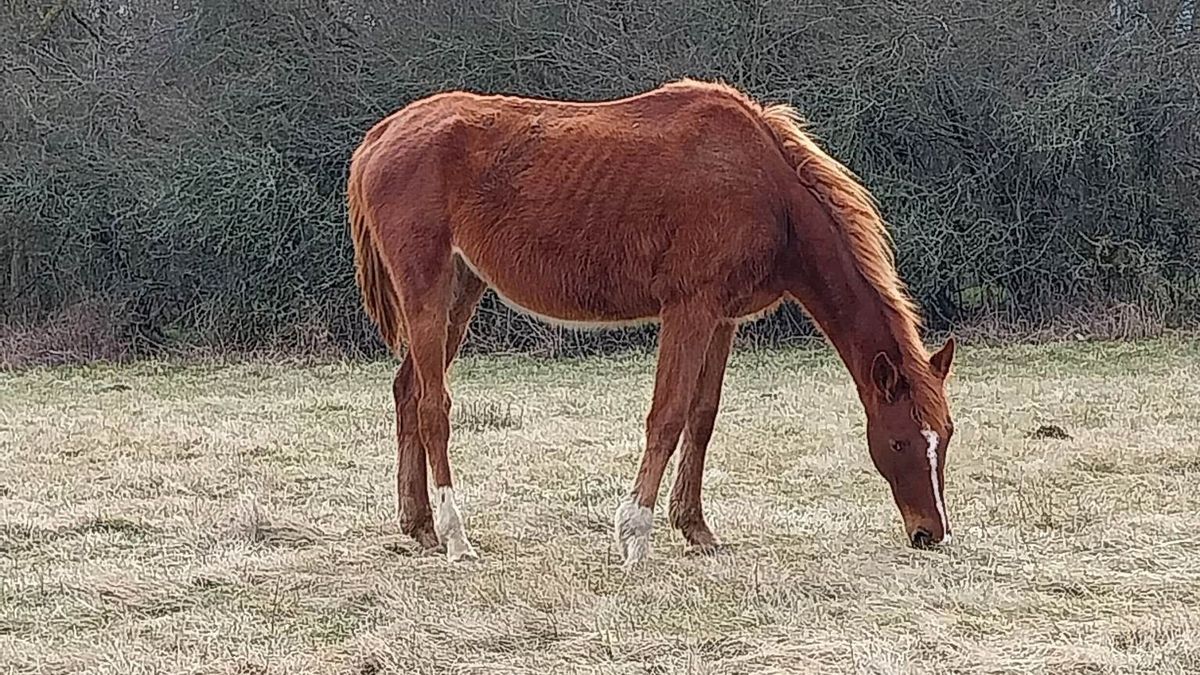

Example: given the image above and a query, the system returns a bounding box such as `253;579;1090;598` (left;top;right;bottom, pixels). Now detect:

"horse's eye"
890;440;908;453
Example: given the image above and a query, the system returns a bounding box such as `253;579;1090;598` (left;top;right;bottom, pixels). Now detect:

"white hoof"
433;486;478;562
614;494;654;566
446;536;479;562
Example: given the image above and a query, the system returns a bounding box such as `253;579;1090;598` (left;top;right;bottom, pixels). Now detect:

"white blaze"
920;429;950;539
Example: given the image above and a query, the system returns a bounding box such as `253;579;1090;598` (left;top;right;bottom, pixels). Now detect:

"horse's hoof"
614;495;654;567
679;522;721;553
410;529;440;551
620;537;652;568
684;539;726;556
684;531;723;555
445;537;479;562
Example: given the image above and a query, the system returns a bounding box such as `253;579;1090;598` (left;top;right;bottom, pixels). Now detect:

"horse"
346;78;957;566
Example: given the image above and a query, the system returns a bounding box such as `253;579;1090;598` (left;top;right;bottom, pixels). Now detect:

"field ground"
2;339;1199;674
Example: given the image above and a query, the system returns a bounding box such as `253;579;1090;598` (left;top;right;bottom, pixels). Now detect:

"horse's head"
862;337;957;548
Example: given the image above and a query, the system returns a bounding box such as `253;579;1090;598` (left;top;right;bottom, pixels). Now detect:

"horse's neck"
785;213;905;396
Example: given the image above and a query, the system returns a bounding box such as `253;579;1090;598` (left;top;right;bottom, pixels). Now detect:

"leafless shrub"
0;299;132;368
1;0;1197;361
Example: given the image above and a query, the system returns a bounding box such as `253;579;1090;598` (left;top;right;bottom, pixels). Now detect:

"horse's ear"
871;351;901;402
930;336;956;380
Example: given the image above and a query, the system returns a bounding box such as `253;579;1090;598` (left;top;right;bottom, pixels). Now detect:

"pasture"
2;338;1199;674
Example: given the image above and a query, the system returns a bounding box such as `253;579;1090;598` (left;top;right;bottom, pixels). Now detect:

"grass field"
2;338;1199;674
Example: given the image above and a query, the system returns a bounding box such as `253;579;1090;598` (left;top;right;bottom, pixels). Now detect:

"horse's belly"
453;245;661;327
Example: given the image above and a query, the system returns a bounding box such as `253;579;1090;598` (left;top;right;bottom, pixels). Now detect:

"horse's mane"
705;85;947;426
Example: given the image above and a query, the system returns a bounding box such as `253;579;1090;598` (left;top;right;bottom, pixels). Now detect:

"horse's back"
353;81;796;324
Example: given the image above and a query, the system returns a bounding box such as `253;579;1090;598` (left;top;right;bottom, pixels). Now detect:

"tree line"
2;0;1197;360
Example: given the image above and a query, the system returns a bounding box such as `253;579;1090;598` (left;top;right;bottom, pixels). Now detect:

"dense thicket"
2;0;1198;357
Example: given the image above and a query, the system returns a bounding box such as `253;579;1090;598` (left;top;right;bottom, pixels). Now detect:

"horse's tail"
347;145;406;354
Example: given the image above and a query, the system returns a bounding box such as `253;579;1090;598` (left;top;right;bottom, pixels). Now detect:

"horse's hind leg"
393;260;486;550
394;356;436;547
669;321;736;553
392;254;485;560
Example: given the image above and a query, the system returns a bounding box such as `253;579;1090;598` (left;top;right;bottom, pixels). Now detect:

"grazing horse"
347;79;957;566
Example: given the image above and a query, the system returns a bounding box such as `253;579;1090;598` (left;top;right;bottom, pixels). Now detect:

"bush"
2;0;1197;360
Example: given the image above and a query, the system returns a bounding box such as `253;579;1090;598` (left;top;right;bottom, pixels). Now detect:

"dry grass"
1;339;1199;674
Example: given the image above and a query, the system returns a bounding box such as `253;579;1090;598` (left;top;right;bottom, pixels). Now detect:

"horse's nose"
910;528;933;549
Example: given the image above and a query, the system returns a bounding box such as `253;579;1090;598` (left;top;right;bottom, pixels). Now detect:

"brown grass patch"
1;339;1198;673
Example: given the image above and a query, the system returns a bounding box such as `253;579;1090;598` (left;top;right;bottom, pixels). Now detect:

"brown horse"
347;79;957;565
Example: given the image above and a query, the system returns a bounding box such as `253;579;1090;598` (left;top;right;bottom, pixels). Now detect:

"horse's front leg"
669;321;736;553
615;301;718;566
